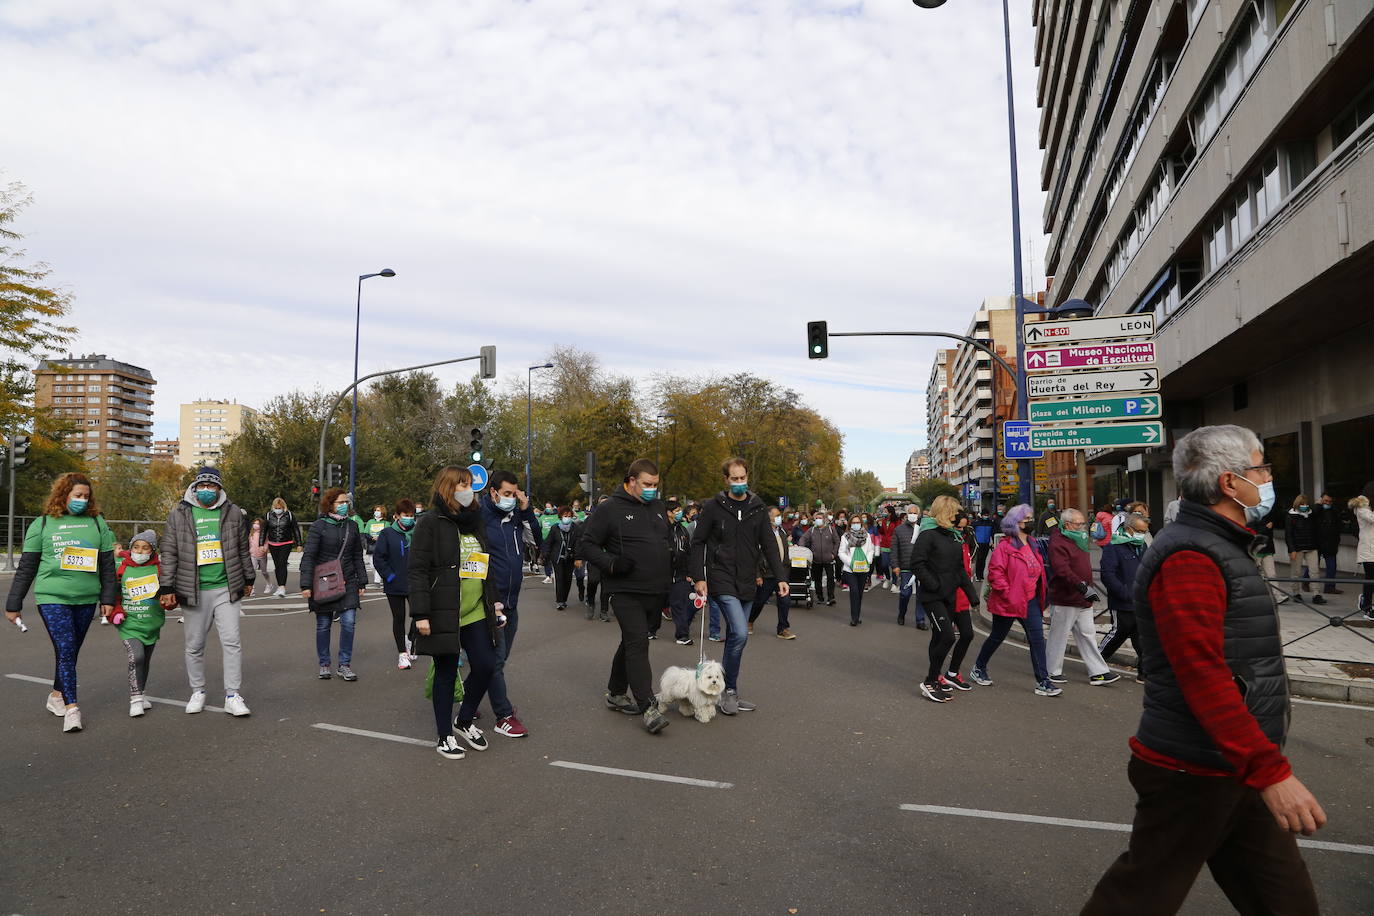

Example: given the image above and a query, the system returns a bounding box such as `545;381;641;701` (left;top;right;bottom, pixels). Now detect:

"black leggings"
1363;562;1374;606
842;571;864;623
924;599;974;682
123;638;156;695
268;544;293;590
431;653;460;739
554;559;583;604
387;594;408;652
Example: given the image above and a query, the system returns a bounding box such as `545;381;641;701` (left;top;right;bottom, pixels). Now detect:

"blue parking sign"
1003;421;1044;459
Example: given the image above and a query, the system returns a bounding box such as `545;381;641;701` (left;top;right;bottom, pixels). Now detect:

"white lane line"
899;803;1374;856
549;760;733;789
311;722;433;747
5;673;226;712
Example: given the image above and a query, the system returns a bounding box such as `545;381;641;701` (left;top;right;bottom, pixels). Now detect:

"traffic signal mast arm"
814;328;1022;399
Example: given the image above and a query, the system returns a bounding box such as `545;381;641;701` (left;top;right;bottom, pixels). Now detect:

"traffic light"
327;463;342;487
479;345;496;380
11;435;30;468
578;474;590;493
807;321;829;359
311;478;321;501
469;427;483;463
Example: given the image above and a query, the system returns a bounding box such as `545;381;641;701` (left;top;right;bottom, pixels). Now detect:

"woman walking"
969;505;1059;696
264;498;300;596
910;495;980;704
248;517;270;592
300;488;367;681
838;518;873;625
409;466;507;759
540;506;583;610
4;473;117;732
944;510;978;689
1351;494;1374;619
114;530;166;717
372;499;417;669
1286;495;1321;603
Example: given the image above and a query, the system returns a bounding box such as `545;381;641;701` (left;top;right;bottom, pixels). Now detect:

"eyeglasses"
1242;463;1274;480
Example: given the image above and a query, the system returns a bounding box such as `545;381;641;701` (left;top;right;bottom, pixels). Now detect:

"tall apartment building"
924;349;956;481
942;297;1024;508
178;400;258;468
35;354;156;463
905;449;932;492
1034;0;1374;520
152;439;180;463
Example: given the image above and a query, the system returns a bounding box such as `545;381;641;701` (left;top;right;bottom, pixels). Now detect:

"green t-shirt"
23;514;114;606
349;514;366;535
192;506;230;590
117;560;165;645
458;533;486;628
539;513;558;537
365;518;387;538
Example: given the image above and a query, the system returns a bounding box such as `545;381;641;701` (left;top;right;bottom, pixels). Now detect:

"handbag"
311;523;350;604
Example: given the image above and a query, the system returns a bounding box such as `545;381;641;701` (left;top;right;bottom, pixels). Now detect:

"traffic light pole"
6;432;14;571
317;351;491;498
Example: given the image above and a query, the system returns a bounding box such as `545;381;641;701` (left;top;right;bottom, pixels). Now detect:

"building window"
1321;415;1374;529
1188;2;1274;150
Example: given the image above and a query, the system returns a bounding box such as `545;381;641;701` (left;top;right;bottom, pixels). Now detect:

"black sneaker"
944;672;973;691
1090;672;1121;686
1047;673;1068;684
675;637;694;645
915;621;929;630
647;632;658;640
1311;595;1326;605
605;693;638;715
435;736;466;759
919;682;948;703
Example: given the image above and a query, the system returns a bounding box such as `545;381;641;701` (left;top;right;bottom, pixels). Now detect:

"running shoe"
185;690;207;713
643;706;670;734
337;666;358;681
935;676;956;693
318;666;332;680
605;693;638;715
944;672;973;691
129;697;146;718
46;694;65;717
970;668;993;687
453;722;488;751
1035;680;1064;697
436;735;466;759
1047;673;1068;684
1089;672;1121;686
919;682;948;703
398;653;412;670
542;576;552;584
777;629;796;640
62;706;83;732
647;632;658;640
675;637;694;646
494;715;528;737
708;634;724;642
224;694;251;716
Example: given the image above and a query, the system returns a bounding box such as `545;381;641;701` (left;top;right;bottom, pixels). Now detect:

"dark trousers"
268;544;293;589
924;599;972;681
430;654;461;739
553;559;583;604
608;592;665;712
456;621;501;726
1082;756;1318;915
749;577;791;632
1099;607;1144;676
811;562;835;602
974;543;991;579
842;571;864;623
586;569;610;613
896;572;925;624
1361;561;1374;607
1319;553;1338;593
670;578;696;640
387;594;408;653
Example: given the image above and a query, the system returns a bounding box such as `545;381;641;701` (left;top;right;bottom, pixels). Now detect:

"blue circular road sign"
468;464;489;491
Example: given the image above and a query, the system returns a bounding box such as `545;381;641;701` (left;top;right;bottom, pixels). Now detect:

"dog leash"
695;588;709;672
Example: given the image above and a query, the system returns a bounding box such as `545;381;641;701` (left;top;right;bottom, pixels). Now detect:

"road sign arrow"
1142;397;1158;412
1027;326;1042;341
1027;351;1045;368
1140;369;1157;386
1144;426;1160;442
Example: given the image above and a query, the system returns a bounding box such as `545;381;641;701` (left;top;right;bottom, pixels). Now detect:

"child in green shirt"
112;529;166;718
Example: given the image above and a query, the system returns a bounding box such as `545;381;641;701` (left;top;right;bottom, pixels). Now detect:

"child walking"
112;530;166;718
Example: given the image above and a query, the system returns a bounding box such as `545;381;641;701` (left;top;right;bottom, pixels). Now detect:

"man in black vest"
1083;425;1323;914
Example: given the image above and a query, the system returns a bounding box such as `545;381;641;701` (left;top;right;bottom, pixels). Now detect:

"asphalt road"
2;574;1372;915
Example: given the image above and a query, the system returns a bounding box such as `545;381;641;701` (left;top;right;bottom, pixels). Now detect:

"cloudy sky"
1;0;1047;489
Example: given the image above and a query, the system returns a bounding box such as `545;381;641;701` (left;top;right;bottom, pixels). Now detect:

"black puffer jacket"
540;522;581;566
264;510;300;546
1285;509;1319;553
577;486;673;596
408;502;501;656
691;491;787;599
1314;504;1343;555
299;517;367;613
910;524;979;605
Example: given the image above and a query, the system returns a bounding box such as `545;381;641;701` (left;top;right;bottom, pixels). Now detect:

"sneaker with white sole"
435;735;466;759
919;682;948;703
1035;680;1064;697
337;665;358;682
605;693;638;715
1047;673;1068;684
397;653;412;670
318;666;332;680
129;697;146;718
542;576;552;584
1089;672;1121;686
944;672;973;691
185;690;207;714
274;586;286;597
224;694;251;716
62;706;83;732
46;694;66;717
142;698;152;711
453;721;489;751
494;715;527;737
719;689;755;715
970;668;993;686
675;637;694;646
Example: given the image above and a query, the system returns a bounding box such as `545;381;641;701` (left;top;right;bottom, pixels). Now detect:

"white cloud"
1;0;1046;488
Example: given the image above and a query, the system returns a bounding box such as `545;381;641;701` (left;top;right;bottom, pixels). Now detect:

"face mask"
801;519;810;526
673;510;684;522
497;495;517;512
67;497;88;514
415;505;424;513
729;482;748;497
772;516;782;527
813;519;824;527
252;523;261;531
454;489;474;508
1297;505;1310;515
374;511;383;520
273;508;284;515
850;523;861;532
1064;528;1091;550
559;518;573;530
1321;503;1332;509
1232;476;1275;525
640;487;658;503
907;513;919;524
196;489;218;507
399;517;415;529
335;502;350;516
131;551;152;565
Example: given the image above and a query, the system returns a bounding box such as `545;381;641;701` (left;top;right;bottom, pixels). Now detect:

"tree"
912;478;960;508
0;180;76;429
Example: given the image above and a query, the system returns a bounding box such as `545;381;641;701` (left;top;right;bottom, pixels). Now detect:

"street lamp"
350;268;396;499
526;362;554;496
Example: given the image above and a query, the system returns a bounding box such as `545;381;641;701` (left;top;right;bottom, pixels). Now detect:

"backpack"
1091;519;1106;541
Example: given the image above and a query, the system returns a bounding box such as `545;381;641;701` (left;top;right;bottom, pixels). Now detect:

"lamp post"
350;268;396;499
526;362;554;497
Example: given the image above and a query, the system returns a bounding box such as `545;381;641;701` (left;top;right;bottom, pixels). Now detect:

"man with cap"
159;467;255;716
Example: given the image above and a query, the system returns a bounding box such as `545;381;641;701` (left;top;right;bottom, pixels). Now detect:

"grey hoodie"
160;485;253;603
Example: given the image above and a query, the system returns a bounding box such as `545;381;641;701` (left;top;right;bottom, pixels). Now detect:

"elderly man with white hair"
1044;507;1119;686
1083;425;1323;914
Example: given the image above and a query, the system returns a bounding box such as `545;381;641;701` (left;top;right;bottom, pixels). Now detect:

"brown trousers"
1082;756;1319;915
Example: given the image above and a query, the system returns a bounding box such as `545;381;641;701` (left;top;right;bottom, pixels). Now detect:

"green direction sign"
1028;394;1161;424
1029;421;1164;451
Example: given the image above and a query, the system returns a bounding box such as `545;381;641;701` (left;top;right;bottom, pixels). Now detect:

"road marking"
899;804;1374;856
549;760;733;789
1292;697;1374;712
311;722;433;747
5;673;226;712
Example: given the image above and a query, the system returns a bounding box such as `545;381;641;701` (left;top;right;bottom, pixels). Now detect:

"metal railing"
1264;575;1374;666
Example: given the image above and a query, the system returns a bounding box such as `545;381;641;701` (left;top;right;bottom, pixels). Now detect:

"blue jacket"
480;494;542;605
372;524;411;596
1100;539;1145;611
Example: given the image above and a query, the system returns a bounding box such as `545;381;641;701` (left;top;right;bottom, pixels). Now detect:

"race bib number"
59;546;98;572
852;559;870;573
125;572;160;601
197;540;224;566
790;556;809;568
459;551;490;580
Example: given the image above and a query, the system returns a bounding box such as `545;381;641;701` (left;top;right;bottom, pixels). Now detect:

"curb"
971;606;1374;708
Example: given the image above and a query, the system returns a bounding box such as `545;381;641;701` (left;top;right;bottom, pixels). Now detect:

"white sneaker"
62;706;82;732
185;690;207;714
542;576;552;584
46;694;66;717
129;697;145;718
397;652;412;670
454;722;488;751
142;698;152;710
274;586;286;597
224;694;251;717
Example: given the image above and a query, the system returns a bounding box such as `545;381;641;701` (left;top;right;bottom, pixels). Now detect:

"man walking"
1314;492;1344;601
748;507;795;640
665;499;697;645
477;470;541;738
578;459;673;734
159;467;254;717
691;458;789;714
1045;508;1120;686
1098;513;1150;682
1083;426;1324;914
801;509;838;607
890;503;926;628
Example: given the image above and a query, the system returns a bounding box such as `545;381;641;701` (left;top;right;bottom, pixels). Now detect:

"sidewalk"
972;579;1374;706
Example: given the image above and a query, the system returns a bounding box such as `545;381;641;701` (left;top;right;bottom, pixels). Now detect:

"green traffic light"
471;451;483;462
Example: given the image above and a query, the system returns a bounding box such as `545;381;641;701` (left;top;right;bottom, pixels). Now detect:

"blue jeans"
897;573;925;624
1321;554;1338;593
38;604;97;705
716;595;749;691
973;597;1047;683
316;609;356;666
709;598;722;640
457;621;502;724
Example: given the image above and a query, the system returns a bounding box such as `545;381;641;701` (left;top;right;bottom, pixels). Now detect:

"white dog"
656;661;726;723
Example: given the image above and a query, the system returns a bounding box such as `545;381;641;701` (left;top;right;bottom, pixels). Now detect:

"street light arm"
827;331;1020;395
320;352;487;494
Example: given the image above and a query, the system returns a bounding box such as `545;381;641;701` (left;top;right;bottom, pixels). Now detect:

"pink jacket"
986;536;1047;618
249;529;268;559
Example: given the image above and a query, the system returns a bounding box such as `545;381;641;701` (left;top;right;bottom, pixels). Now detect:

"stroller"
787;545;815;608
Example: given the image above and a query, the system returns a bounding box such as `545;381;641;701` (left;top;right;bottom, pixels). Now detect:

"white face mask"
374;511;383;519
131;551;151;565
273;508;284;514
906;513;919;524
454;488;475;507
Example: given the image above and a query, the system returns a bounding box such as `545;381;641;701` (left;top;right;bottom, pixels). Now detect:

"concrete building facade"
35;354;156;463
905;448;932;492
925;349;956;481
178;400;257;468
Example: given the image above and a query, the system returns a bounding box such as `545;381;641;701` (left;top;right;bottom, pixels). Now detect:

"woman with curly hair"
4;472;118;732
